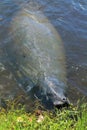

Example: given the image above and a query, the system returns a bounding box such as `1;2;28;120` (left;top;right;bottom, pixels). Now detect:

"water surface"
0;0;87;104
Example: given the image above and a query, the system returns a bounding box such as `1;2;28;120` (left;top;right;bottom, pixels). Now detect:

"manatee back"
6;9;66;88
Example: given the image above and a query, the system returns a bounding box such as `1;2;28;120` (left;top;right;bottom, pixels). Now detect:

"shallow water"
0;0;87;104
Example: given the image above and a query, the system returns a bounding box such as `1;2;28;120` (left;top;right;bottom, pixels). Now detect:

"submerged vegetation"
0;98;87;130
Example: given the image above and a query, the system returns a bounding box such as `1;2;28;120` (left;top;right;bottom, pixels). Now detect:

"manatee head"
37;76;70;108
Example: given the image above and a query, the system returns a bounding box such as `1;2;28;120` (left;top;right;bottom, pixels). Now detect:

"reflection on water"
0;0;87;105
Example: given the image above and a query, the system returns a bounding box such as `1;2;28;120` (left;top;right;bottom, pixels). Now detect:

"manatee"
6;8;69;108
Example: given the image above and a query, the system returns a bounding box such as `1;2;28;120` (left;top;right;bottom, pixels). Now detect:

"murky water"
0;0;87;105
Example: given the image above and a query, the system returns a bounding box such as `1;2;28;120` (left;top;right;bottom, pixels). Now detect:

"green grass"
0;103;87;130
